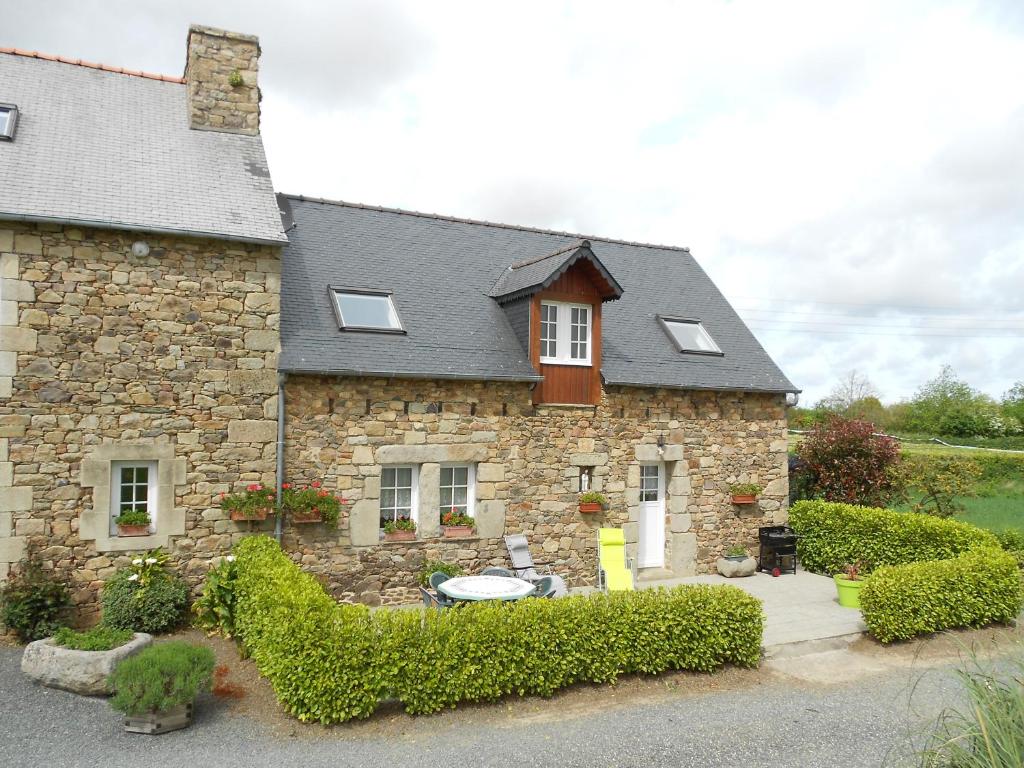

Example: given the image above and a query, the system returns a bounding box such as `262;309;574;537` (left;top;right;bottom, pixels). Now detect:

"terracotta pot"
384;529;416;542
578;502;603;514
229;509;269;522
117;524;150;537
442;525;474;538
731;494;757;504
291;511;323;524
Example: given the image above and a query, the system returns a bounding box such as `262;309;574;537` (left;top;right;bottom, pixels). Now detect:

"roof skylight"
331;288;404;332
0;104;18;141
658;316;722;354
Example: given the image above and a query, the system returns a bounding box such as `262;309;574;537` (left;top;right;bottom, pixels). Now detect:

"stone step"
636;567;675;582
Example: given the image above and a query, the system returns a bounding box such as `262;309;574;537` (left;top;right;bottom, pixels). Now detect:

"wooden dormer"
489;240;623;406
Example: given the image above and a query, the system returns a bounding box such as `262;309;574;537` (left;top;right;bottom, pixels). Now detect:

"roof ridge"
510;240;588;270
0;47;185;83
282;193;691;253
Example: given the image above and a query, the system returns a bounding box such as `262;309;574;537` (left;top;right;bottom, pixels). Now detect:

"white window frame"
330;287;405;333
539;300;592;366
657;315;722;355
379;465;419;528
109;460;158;536
0;104;18;141
439;463;476;518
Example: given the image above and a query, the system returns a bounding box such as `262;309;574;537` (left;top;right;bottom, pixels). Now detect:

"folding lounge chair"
503;534;568;597
597;528;635;592
481;566;514;577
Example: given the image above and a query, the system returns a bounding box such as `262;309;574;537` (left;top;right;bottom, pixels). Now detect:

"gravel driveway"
0;640;992;768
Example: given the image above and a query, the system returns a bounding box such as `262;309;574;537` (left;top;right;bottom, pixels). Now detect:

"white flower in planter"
145;558;157;565
128;573;140;582
132;559;143;565
226;555;236;562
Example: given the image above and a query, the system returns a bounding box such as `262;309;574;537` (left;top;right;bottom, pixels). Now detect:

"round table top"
437;575;536;601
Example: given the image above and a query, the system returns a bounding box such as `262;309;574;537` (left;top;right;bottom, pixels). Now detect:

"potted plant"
219;484;276;522
109;641;215;735
724;544;749;562
442;508;475;538
578;491;607;514
115;510;151;537
834;561;867;608
383;517;417;542
282;481;344;526
729;483;762;504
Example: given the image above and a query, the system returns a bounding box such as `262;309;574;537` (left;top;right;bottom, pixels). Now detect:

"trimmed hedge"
859;549;1023;643
788;500;998;575
232;536;764;723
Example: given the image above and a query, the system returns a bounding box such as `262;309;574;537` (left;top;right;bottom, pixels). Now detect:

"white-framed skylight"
330;287;404;333
658;316;722;355
0;104;18;141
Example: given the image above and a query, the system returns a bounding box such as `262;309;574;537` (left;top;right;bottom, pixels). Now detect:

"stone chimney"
184;25;261;135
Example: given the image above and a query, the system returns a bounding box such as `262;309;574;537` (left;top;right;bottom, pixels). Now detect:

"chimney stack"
184;25;261;135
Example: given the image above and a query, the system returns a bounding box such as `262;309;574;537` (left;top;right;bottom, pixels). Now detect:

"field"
788;433;1024;533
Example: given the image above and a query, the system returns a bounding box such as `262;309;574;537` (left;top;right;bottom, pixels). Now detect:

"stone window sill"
374;534;484;547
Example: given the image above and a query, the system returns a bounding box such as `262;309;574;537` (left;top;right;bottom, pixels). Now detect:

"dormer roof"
488;240;624;304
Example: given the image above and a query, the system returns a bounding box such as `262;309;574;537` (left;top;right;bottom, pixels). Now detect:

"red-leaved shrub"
796;416;903;507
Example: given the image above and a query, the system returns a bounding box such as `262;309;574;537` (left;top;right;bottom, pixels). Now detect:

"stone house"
0;25;797;612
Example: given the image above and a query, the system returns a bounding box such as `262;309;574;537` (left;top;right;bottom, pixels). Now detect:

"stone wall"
282;375;788;605
0;222;280;618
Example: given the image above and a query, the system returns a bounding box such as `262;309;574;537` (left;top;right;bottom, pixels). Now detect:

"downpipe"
274;372;286;543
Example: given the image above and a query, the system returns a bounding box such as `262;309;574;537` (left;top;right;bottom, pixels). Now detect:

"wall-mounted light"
785;392;800;408
131;241;150;258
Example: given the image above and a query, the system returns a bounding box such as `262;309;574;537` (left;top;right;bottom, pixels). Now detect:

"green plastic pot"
833;575;865;608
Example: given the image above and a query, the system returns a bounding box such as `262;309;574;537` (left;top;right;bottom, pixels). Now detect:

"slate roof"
280;195;798;394
488;240;624;304
0;51;286;244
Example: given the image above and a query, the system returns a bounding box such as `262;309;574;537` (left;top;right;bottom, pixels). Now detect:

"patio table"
436;575;537;602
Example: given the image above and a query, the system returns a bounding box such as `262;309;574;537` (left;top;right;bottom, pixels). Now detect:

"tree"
1003;382;1024;429
796;415;904;507
904;365;1002;437
817;370;879;414
902;456;981;518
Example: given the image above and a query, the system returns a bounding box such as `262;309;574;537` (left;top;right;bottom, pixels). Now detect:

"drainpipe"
274;372;286;542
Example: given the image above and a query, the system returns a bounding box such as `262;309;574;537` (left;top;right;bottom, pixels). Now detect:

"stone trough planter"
21;633;153;695
715;556;757;578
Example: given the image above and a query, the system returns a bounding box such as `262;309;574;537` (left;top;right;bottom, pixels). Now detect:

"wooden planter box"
124;702;193;735
442;525;474;539
730;495;758;505
229;509;271;522
384;530;416;542
117;524;150;537
578;502;603;514
291;512;323;524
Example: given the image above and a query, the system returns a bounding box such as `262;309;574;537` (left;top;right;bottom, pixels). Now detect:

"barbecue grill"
759;525;798;574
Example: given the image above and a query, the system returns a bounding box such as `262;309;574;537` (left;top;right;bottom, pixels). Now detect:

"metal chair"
481;566;514;577
532;575;555;598
419;586;442;609
429;571;452;590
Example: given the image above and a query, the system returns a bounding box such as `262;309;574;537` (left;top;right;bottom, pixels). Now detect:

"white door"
638;463;665;568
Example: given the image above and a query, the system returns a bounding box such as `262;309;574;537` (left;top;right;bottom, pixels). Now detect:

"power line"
735;306;1024;322
729;294;1015;313
746;325;1022;339
739;316;1024;332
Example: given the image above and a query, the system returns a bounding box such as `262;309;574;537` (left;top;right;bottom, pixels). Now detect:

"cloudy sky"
7;1;1024;405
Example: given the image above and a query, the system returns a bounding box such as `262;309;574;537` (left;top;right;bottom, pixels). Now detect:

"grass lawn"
954;494;1024;533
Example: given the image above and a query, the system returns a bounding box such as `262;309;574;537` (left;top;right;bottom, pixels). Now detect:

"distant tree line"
789;366;1024;439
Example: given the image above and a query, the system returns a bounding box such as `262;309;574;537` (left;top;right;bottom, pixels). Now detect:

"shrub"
114;509;151;526
102;567;189;635
192;556;238;637
994;530;1024;570
859;549;1022;643
789;500;998;575
796;416;904;507
0;556;70;642
53;625;134;651
232;536;764;723
417;560;463;587
108;641;215;716
903;455;981;517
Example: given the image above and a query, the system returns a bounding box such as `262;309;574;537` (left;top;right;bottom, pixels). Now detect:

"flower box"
384;529;416;542
117;524;151;537
442;525;473;539
578;502;603;514
291;511;323;524
229;509;270;522
730;494;757;505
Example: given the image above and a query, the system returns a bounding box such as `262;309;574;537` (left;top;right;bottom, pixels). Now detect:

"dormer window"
539;300;591;365
0;104;18;141
331;287;404;333
659;316;722;355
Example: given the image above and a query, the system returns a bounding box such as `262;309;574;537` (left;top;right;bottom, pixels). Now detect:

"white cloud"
7;0;1024;404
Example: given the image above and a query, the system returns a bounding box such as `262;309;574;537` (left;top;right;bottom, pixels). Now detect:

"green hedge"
859;549;1023;643
232;536;764;723
788;500;998;575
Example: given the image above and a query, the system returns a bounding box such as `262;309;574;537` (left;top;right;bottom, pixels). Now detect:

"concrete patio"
641;569;868;657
